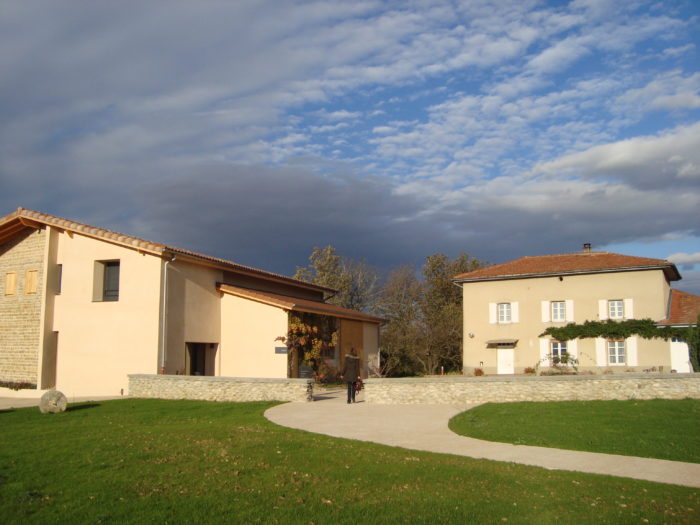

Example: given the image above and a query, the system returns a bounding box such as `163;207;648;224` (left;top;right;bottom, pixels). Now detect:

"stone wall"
129;374;313;402
364;374;700;405
0;228;46;384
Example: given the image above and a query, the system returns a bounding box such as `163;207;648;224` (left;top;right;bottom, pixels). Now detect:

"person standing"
341;347;361;404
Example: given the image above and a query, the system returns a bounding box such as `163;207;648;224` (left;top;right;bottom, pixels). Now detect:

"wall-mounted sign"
275;346;288;354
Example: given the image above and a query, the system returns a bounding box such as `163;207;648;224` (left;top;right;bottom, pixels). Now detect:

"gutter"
159;254;176;373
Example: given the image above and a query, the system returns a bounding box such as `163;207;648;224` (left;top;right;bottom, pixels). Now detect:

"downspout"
160;254;176;374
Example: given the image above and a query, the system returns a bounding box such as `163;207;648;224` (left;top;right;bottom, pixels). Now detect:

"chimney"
583;243;591;253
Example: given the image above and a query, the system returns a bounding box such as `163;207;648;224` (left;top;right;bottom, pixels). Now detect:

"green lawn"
0;399;698;524
449;399;700;463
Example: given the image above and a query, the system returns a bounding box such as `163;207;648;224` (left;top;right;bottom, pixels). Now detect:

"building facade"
455;248;696;375
0;208;382;397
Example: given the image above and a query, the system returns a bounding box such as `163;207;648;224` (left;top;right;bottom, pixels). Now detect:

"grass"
0;399;697;524
449;399;700;463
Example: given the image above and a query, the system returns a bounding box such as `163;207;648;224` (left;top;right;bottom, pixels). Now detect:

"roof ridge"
4;207;333;293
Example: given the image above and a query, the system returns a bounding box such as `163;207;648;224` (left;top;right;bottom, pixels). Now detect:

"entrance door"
670;340;692;373
497;348;514;375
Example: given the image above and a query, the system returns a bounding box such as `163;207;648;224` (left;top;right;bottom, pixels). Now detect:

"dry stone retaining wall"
364;374;700;405
129;374;313;402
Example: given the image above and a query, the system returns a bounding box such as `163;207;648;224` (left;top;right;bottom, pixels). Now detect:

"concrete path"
265;388;700;488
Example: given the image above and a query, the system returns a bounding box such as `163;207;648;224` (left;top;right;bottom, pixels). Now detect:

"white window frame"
550;340;568;364
497;302;511;323
551;301;566;322
608;340;626;365
608;299;624;320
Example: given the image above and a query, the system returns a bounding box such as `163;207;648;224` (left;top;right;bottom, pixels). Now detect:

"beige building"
0;208;382;397
454;246;699;375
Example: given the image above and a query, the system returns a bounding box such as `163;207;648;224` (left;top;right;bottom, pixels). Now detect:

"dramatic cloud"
1;0;699;293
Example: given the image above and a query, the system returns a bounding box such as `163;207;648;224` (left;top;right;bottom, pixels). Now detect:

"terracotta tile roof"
454;251;681;282
0;207;333;294
218;283;384;324
658;289;700;326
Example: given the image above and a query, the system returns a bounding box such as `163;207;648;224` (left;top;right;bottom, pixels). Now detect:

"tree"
376;254;485;376
375;266;425;376
540;316;700;372
420;254;484;375
294;245;379;311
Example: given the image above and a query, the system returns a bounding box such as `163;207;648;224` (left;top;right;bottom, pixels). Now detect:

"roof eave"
455;264;681;284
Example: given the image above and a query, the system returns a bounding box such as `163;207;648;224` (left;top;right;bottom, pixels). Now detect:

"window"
4;272;17;296
497;303;511;323
103;262;120;301
608;300;624;319
56;264;62;294
608;340;625;365
93;260;120;301
551;341;568;364
25;269;38;295
551;301;566;322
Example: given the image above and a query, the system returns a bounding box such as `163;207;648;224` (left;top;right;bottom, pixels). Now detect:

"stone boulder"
39;390;67;414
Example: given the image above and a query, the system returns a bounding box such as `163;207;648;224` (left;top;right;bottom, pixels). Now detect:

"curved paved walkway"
265;389;700;488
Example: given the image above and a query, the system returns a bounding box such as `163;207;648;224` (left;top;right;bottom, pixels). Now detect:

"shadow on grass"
0;408;15;414
67;403;101;412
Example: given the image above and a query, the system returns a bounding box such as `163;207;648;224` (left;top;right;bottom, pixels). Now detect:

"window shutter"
627;337;638;366
5;272;17;296
595;338;606;366
568;339;578;360
624;298;634;319
598;300;608;320
539;339;550;367
541;301;550;322
565;299;574;322
25;269;38;295
488;303;497;324
511;302;519;323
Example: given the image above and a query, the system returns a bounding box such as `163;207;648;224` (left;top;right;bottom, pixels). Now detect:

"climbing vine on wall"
539;316;700;372
276;313;338;368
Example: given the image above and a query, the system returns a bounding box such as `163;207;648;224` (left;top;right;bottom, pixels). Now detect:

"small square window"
93;260;120;302
608;340;625;365
551;301;566;322
497;303;511;323
550;341;568;364
608;300;624;319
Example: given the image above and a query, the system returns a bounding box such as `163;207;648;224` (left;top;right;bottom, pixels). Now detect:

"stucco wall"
220;295;289;377
365;374;700;404
164;260;223;374
0;228;47;384
129;374;312;402
53;231;162;396
462;269;674;375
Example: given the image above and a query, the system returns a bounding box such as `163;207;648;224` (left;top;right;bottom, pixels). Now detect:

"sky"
1;0;699;293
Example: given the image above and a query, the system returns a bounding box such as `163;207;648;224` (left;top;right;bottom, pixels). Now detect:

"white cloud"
1;0;698;278
668;252;700;266
616;71;700;114
534;122;700;189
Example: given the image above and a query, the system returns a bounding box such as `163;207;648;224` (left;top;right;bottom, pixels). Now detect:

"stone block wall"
129;374;313;402
364;374;700;405
0;228;46;384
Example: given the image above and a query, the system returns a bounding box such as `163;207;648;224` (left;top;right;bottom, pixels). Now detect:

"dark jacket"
341;354;360;381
